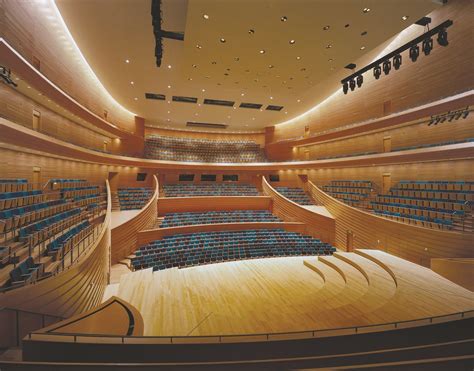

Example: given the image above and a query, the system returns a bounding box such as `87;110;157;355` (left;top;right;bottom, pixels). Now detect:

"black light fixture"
409;45;420;62
356;74;363;88
437;28;449;46
462;110;470;119
382;60;391;75
373;65;381;79
393;54;402;70
422;37;433;55
349;79;356;91
0;66;18;87
343;81;349;94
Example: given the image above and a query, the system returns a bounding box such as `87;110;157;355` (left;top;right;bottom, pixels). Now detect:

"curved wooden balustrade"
262;177;336;244
137;222;306;246
111;175;159;264
308;181;474;267
0;179;112;346
157;196;271;215
1;117;473;171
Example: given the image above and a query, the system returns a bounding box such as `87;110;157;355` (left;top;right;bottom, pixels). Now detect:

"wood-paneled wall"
308;181;474;267
138;222;306;246
262;177;336;245
269;1;474;143
0;180;111;319
145;127;266;147
157;196;271;215
111;175;159;264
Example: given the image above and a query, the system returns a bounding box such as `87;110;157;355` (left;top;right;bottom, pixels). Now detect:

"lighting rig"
428;107;470;126
341;19;453;94
0;66;17;87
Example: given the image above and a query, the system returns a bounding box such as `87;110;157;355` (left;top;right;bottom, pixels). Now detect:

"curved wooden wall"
307;181;474;267
262;177;335;244
111;175;159;264
157;196;271;215
0;180;111;318
138;222;306;245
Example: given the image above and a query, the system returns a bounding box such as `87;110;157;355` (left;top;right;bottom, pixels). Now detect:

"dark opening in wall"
223;174;238;182
201;174;216;182
136;173;147;181
179;174;195;181
269;174;280;182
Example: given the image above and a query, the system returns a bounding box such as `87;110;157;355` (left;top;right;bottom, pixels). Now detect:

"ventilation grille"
145;93;166;100
173;96;198;103
186;122;228;129
204;98;235;107
239;102;262;109
266;105;283;111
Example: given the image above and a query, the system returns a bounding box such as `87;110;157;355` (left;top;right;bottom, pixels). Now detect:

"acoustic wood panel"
111;175;159;264
262;177;336;245
157;196;271;215
430;258;474;292
138;222;306;245
0;180;111;319
307;181;474;267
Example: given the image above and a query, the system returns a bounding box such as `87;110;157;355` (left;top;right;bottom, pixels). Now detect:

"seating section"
275;187;314;205
160;210;281;228
323;180;374;208
392;137;474;152
132;229;336;271
0;179;107;290
371;181;474;230
118;188;153;210
163;183;259;197
145;135;267;163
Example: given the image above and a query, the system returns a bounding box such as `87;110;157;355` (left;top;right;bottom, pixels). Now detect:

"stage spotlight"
343;82;349;94
437;28;449;46
447;112;455;122
393;54;402;70
349;79;356;91
428;117;435;126
382;59;391;75
373;65;381;79
422;37;433;55
439;116;446;123
409;45;420;62
356;74;363;88
454;112;462;120
462;110;470;119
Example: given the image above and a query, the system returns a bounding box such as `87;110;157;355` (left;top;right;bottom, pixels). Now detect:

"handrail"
27;309;474;344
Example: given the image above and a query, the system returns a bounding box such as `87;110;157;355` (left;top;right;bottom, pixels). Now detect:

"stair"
111;192;121;211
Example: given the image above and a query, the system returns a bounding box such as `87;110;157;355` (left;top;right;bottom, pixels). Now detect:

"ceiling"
55;0;440;132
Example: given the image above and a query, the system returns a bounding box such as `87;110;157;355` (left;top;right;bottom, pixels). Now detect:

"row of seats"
374;209;453;229
0;190;46;211
46;220;91;259
322;180;374;207
145;135;268;163
275;187;314;205
163;183;259;197
118;188;154;210
132;229;336;271
397;180;474;192
0;179;36;193
160;210;281;228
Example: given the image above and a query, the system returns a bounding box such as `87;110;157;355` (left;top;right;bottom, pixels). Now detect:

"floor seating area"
275;187;314;205
163;183;260;197
144;135;268;163
118;188;154;210
371;180;474;230
0;179;107;290
160;210;281;228
322;180;374;208
132;229;336;271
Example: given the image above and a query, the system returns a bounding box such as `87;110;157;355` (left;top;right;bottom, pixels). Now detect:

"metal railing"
26;310;474;345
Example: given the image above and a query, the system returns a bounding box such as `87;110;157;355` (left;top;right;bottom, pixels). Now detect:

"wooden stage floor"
107;250;474;336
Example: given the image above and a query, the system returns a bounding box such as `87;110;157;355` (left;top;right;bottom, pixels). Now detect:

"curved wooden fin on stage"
33;296;144;337
262;176;336;244
111;175;159;264
308;181;474;267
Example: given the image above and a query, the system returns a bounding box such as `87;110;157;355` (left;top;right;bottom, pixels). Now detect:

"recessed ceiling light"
202;89;206;92
234;57;240;61
167;111;170;114
297;99;301;102
130;81;134;85
196;44;202;49
328;58;333;62
27;86;31;89
259;49;265;54
268;64;274;68
211;61;217;64
167;65;172;69
402;15;409;21
125;59;130;63
360;46;366;50
167;85;171;88
361;31;368;36
220;38;226;43
203;14;209;20
252;117;255;120
224;73;229;76
192;64;197;68
281;16;288;22
285;111;288;114
289;39;295;44
363;7;370;13
241;93;245;96
227;116;231;119
345;24;350;28
167;101;170;104
188;77;192;81
301;68;306;71
233;107;237;110
248;29;255;34
326;44;332;49
134;97;138;101
323;25;330;31
198;103;201;106
296;56;301;60
166;119;170;122
270;96;273;100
